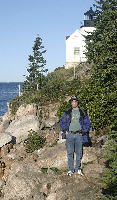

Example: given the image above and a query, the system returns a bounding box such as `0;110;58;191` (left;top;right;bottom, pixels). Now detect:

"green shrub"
101;127;117;199
24;130;46;153
76;76;117;131
56;101;71;119
9;65;81;115
9;95;20;114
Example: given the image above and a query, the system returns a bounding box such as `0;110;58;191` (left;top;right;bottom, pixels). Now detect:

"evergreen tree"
23;35;48;91
101;127;117;198
81;0;117;198
78;0;117;129
86;0;117;84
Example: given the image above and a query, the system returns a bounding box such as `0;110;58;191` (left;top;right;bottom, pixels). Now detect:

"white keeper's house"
65;7;96;69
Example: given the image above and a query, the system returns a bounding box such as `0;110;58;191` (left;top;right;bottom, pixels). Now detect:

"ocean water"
0;82;24;116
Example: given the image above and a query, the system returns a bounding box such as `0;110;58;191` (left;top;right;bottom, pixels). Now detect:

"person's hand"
66;131;68;135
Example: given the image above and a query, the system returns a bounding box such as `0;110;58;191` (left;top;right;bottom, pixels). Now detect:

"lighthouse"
65;7;96;69
80;7;96;36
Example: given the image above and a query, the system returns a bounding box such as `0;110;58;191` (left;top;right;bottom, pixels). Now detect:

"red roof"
66;36;70;40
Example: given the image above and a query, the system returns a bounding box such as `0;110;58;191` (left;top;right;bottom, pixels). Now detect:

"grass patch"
41;168;48;173
51;167;60;173
24;130;46;153
47;183;51;189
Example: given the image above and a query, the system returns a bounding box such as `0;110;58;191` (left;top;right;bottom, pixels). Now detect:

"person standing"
60;96;91;176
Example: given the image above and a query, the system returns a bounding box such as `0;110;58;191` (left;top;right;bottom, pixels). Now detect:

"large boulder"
83;163;105;183
2;111;13;122
81;147;98;164
36;142;68;170
15;103;38;119
5;115;41;143
0;132;12;148
2;161;44;200
2;120;10;132
40;116;59;129
0;120;11;133
0;179;5;190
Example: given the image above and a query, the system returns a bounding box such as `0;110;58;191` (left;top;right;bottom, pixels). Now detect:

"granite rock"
0;132;12;148
5;115;41;143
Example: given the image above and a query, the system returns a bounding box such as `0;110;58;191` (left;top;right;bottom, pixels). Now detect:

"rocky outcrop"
0;120;11;133
1;140;106;200
0;101;108;199
0;179;5;189
41;102;61;120
5;115;41;143
0;132;12;148
0;102;61;133
36;142;68;169
15;102;61;121
15;103;39;119
0;111;14;132
3;161;44;200
82;146;98;164
2;111;14;123
40;116;59;129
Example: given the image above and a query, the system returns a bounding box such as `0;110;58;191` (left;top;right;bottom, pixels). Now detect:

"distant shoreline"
0;82;24;83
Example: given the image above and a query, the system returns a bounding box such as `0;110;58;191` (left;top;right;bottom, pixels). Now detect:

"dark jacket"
60;106;91;143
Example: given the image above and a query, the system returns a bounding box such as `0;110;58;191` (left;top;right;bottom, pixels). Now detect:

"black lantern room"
83;7;95;27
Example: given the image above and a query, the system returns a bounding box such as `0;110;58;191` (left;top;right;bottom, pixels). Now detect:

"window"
74;47;80;55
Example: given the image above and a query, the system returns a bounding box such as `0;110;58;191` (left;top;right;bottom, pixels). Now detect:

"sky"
0;0;96;82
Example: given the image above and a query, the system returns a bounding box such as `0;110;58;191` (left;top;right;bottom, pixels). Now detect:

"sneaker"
67;171;73;176
77;169;83;176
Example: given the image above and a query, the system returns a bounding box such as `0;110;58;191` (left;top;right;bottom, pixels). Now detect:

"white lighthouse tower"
65;7;96;69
